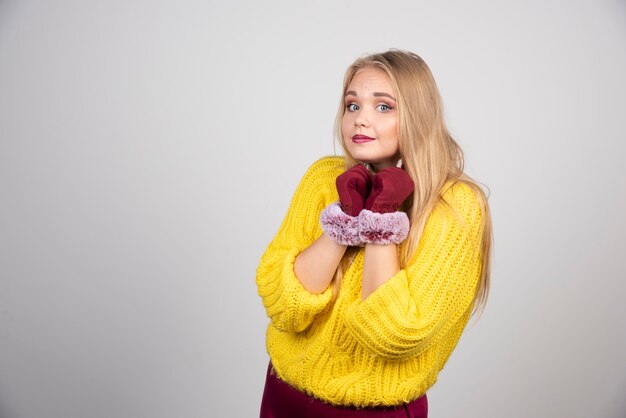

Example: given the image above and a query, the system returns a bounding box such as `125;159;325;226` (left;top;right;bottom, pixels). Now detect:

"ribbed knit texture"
256;156;484;408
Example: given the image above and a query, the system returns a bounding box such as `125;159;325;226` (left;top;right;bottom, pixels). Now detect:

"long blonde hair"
333;50;493;316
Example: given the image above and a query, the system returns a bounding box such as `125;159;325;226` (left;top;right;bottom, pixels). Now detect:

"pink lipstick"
352;134;375;143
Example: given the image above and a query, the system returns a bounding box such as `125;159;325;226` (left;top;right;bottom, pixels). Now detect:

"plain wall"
1;0;625;417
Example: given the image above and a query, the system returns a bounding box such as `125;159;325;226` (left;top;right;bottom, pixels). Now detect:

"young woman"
256;49;493;418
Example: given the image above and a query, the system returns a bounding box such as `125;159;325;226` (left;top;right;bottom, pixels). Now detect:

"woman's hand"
336;164;372;216
365;167;414;213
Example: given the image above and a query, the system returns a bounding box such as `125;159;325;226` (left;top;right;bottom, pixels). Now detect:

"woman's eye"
377;104;393;112
347;103;359;112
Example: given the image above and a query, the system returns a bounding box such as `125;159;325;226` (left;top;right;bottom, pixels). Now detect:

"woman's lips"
352;134;375;143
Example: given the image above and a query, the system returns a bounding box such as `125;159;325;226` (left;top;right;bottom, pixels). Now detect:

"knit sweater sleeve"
256;157;343;333
343;182;485;360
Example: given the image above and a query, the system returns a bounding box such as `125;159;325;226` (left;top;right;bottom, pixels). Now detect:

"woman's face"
341;67;400;171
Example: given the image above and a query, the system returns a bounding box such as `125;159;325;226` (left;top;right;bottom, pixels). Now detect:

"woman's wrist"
320;202;362;246
321;202;410;247
358;209;410;245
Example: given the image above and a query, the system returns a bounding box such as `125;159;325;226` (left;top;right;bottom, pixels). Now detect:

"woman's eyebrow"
345;90;397;101
373;92;397;101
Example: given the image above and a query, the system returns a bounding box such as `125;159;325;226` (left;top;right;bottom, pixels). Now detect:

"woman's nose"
354;111;370;128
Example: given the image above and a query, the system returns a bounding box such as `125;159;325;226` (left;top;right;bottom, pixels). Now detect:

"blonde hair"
333;49;493;316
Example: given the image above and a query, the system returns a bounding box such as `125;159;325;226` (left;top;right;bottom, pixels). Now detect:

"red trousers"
260;363;428;418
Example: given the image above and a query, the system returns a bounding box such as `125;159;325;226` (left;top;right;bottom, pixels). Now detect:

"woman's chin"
349;153;377;164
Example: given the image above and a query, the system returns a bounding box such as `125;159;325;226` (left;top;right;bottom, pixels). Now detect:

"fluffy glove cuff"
320;202;362;246
358;209;410;245
321;203;410;246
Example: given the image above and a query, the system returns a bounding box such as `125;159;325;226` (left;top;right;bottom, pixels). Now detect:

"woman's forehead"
347;67;395;98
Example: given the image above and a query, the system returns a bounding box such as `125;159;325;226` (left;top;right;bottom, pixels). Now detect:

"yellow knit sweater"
256;156;484;408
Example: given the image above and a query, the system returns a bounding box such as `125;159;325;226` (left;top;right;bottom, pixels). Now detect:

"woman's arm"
358;166;413;299
361;243;400;299
294;233;348;294
293;163;372;294
256;157;344;333
343;183;485;360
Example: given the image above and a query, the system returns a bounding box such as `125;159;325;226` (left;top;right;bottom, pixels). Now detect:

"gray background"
1;0;625;417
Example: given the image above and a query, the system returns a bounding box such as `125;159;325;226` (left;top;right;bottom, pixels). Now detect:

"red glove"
365;167;414;213
336;164;372;216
